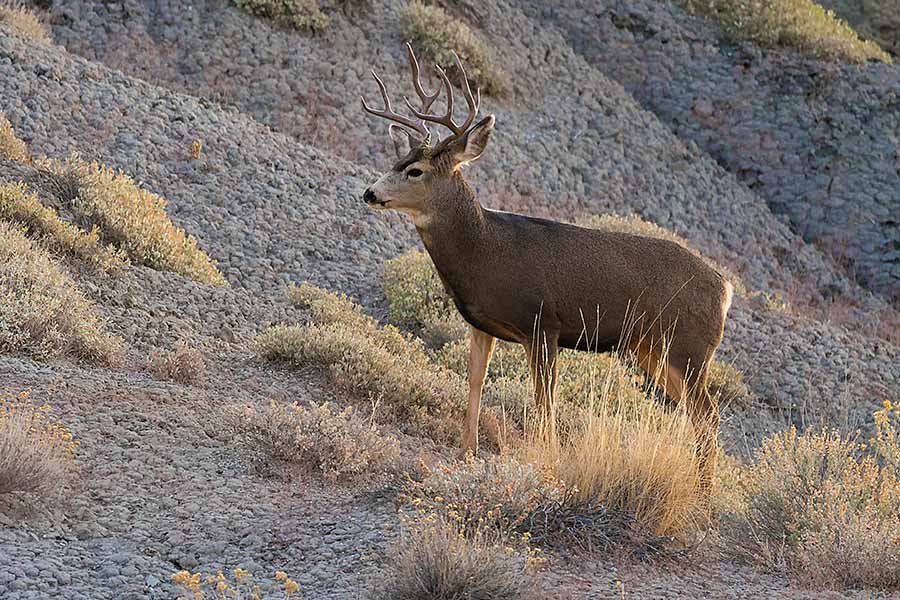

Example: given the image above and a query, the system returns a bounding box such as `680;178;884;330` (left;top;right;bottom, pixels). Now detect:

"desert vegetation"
681;0;891;63
173;568;301;599
230;0;328;32
0;1;52;46
0;222;122;364
400;1;509;97
226;399;400;481
0;111;29;163
0;390;77;497
149;341;207;384
818;0;900;57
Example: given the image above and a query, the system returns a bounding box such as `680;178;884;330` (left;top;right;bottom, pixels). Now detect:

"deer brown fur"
361;45;733;491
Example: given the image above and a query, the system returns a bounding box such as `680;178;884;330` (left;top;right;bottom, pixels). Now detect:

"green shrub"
681;0;891;63
36;156;226;286
0;182;125;273
719;403;900;589
401;1;509;97
231;0;328;32
0;222;123;364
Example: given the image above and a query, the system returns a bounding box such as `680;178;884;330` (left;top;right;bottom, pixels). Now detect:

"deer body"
361;45;733;490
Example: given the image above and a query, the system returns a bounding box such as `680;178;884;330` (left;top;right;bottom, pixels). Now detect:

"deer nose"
363;188;376;204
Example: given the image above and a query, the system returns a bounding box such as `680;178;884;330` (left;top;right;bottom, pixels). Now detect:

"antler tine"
405;43;440;115
360;69;430;138
452;51;480;133
404;52;481;140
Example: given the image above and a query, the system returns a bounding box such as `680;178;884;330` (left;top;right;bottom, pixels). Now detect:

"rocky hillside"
1;0;898;598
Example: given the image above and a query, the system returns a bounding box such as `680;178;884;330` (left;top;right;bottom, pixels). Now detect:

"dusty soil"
1;1;899;598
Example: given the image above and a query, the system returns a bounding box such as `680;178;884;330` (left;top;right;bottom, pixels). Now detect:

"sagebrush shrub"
371;517;540;600
0;182;125;272
681;0;891;63
231;0;328;32
149;342;206;384
227;399;400;481
0;112;29;163
0;390;77;496
36;155;226;285
0;222;123;364
720;405;900;589
0;1;52;45
401;1;509;97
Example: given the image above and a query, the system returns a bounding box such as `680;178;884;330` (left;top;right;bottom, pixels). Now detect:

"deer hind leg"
461;326;496;456
525;331;559;444
628;339;718;496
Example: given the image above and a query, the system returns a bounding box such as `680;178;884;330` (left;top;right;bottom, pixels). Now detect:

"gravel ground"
0;4;899;599
526;0;900;301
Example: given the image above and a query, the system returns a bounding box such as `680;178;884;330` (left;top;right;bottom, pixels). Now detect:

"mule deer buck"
361;44;733;491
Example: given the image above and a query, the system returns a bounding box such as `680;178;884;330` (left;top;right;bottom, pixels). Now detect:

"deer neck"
415;175;487;297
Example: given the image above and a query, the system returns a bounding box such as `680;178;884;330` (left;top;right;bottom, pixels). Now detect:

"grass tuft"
0;390;77;497
0;112;29;163
0;222;123;364
0;1;52;45
681;0;891;63
36;155;226;286
226;399;400;481
231;0;329;32
0;182;126;273
401;1;509;97
371;517;540;600
149;341;206;385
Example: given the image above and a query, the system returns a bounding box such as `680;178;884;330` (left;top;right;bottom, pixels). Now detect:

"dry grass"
0;222;123;364
580;213;745;296
0;112;29;163
401;1;509;97
0;182;125;273
818;0;900;57
681;0;891;63
0;1;52;45
37;156;226;286
719;402;900;589
173;568;300;598
0;390;77;496
231;0;328;32
149;341;206;385
226;399;400;481
370;517;540;600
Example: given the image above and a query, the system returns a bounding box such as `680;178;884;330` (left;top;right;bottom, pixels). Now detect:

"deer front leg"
461;326;496;456
525;331;559;444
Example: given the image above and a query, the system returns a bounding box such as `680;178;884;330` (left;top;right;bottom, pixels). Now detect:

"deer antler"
361;44;481;144
404;50;480;140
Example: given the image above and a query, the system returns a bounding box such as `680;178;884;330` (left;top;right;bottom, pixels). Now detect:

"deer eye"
406;168;424;179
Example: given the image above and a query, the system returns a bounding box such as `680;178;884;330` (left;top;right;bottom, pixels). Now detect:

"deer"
360;44;734;492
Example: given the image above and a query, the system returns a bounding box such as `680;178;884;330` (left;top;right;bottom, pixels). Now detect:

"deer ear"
453;115;495;167
389;125;428;159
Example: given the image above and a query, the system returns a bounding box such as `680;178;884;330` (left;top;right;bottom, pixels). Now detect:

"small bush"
0;390;77;496
0;1;52;45
818;0;900;57
226;399;400;481
681;0;891;63
0;112;29;163
173;567;300;599
231;0;328;32
149;341;206;385
371;518;540;600
707;359;750;404
0;182;125;273
0;222;123;364
37;156;226;286
401;1;509;97
720;403;900;589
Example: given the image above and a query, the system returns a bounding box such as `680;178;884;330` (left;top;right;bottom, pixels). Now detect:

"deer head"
361;44;495;227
